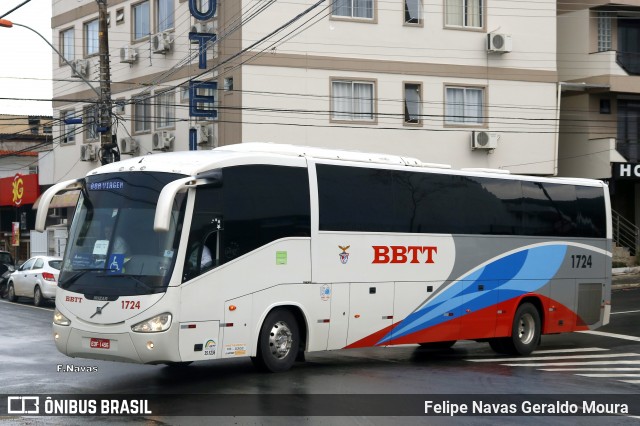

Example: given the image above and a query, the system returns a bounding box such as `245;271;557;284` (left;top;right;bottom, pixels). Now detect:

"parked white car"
6;256;63;306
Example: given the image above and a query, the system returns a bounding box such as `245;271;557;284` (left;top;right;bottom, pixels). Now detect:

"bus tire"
502;302;541;355
7;283;16;302
253;309;299;373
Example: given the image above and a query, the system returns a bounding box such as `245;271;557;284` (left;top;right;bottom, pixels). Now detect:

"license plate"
90;338;110;349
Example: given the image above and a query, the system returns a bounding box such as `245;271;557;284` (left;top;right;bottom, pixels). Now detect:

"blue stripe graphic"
377;244;568;344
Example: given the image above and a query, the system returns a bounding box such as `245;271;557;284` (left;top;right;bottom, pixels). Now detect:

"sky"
0;0;53;116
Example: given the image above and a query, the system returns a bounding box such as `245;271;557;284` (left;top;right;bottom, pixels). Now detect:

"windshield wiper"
59;268;107;289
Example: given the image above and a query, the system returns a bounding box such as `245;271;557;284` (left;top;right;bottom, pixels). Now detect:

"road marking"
538;367;640;372
467;352;639;363
575;373;640;378
504;360;640;367
578;330;640;342
620;380;640;384
610;309;640;315
528;347;608;354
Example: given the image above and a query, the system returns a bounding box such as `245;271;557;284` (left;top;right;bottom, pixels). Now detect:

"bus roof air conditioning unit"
152;32;173;54
70;59;89;78
471;131;499;150
80;144;96;161
487;33;512;53
120;137;138;154
119;45;138;63
152;131;174;150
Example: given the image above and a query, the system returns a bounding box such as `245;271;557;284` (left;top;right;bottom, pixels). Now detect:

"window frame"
155;89;176;130
331;0;377;23
403;0;423;27
443;84;487;127
444;0;485;31
59;27;75;65
330;78;377;124
132;95;152;134
155;0;175;33
61;110;77;145
403;81;423;126
132;0;151;43
83;18;99;57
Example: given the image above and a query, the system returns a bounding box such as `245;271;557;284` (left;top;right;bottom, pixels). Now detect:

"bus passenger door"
346;282;394;348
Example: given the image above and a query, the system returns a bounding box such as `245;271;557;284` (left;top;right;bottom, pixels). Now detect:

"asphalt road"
0;287;639;425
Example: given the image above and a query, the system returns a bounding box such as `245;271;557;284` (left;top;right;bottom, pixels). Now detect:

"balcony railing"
616;51;640;76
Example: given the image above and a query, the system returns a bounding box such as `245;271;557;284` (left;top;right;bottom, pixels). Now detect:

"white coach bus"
36;143;611;372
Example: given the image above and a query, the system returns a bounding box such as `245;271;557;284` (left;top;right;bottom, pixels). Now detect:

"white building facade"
47;0;560;184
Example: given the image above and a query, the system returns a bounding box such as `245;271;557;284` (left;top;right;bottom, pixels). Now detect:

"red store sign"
0;174;39;207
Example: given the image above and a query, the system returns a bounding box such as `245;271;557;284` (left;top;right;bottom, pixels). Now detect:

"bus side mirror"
33;178;82;232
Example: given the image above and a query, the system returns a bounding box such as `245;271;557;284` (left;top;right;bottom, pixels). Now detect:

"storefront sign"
0;173;40;206
11;222;20;246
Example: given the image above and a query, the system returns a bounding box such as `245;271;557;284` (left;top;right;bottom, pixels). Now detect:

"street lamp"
0;17;119;164
0;18;100;98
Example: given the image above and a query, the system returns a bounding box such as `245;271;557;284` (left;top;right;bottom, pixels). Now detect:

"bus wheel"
253;309;299;373
501;302;541;355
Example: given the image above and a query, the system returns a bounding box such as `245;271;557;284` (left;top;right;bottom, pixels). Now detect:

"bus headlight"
53;309;71;326
131;313;172;333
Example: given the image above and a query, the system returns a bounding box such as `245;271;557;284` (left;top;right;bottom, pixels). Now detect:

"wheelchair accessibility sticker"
107;254;125;274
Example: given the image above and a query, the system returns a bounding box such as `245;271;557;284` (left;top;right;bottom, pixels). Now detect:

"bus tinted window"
185;165;310;280
317;164;605;238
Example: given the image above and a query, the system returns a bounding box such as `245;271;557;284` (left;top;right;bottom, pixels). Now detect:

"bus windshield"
59;172;187;297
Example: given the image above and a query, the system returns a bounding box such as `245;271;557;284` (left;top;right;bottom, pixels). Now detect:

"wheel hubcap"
518;313;535;345
268;320;293;359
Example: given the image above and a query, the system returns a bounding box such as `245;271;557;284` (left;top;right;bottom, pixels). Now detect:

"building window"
156;90;175;129
133;96;151;133
133;1;150;41
84;19;99;56
60;28;75;63
597;12;612;52
405;0;422;25
332;80;375;122
404;83;422;124
600;99;611;114
116;8;125;25
445;0;482;28
156;0;174;32
61;110;76;144
224;77;234;91
332;0;373;19
83;106;98;140
445;86;484;124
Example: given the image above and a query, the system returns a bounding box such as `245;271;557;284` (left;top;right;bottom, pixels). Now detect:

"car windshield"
59;172;187;297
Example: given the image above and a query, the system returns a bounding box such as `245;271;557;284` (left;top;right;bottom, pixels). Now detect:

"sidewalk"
612;267;640;289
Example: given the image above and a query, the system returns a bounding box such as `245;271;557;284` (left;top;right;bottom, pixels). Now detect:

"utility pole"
96;0;118;164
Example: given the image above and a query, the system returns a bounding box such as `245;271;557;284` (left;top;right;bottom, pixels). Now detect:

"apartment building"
47;0;559;185
557;0;640;237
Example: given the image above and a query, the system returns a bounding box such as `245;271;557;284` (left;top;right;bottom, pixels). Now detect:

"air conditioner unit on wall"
192;124;212;145
120;137;138;154
487;33;512;53
80;144;96;161
152;131;174;150
471;131;499;150
70;59;89;78
152;32;173;54
120;45;138;64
